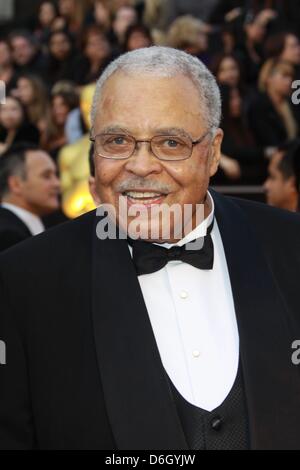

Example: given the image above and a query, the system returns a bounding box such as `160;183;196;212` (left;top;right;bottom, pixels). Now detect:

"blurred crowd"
0;0;300;251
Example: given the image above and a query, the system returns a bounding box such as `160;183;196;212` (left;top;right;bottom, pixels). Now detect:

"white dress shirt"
1;203;45;236
129;192;239;412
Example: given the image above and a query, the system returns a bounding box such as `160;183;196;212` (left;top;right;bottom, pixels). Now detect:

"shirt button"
211;416;223;431
192;350;200;358
180;290;188;299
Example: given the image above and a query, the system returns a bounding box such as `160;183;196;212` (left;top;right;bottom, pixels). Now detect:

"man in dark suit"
0;143;61;252
0;47;300;450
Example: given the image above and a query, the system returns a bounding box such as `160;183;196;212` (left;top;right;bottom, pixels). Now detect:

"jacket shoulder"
0;209;96;271
229;196;300;248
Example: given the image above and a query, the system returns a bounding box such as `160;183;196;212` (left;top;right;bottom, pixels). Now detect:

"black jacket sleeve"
0;271;35;449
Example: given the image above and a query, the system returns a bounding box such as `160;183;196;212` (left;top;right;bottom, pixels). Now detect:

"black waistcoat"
166;361;250;450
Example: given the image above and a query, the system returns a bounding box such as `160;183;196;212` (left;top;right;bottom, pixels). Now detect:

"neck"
2;196;39;217
280;193;299;212
268;88;284;106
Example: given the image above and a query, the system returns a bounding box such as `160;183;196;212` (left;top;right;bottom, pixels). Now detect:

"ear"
209;128;223;177
89;176;101;206
286;175;297;194
7;174;24;196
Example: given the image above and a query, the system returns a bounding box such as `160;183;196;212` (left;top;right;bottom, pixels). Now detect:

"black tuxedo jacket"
0;207;32;253
0;190;300;450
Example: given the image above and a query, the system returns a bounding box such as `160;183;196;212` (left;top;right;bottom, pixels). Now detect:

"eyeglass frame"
89;128;212;161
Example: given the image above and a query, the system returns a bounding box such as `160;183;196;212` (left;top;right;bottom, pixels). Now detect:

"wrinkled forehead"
95;71;204;130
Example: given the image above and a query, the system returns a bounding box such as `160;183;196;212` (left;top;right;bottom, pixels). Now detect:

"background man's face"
93;72;222;240
20;151;61;216
11;37;35;66
264;152;294;208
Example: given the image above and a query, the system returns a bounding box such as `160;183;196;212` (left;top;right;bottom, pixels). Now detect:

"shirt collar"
1;203;45;236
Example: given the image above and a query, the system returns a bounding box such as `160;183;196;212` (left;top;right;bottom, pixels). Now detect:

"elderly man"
0;47;300;450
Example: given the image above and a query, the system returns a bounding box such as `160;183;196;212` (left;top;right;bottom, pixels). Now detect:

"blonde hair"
167;15;206;50
259;58;294;92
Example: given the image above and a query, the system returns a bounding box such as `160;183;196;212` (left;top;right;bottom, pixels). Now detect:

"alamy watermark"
291;340;300;365
291;81;300;105
0;80;6;104
95;197;207;250
0;340;6;365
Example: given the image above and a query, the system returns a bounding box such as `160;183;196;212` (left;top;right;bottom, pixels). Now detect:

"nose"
52;174;61;192
123;141;162;177
263;180;269;193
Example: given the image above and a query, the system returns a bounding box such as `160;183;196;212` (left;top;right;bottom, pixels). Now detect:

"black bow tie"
128;221;214;275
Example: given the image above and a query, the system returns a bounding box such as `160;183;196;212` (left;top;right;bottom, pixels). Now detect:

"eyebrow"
96;125;193;139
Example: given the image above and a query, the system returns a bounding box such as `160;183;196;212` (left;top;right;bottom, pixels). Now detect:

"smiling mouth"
121;190;168;206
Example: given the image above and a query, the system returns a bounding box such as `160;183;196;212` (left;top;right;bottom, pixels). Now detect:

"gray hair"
91;46;221;133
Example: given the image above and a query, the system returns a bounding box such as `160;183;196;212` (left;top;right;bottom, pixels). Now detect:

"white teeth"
124;191;163;198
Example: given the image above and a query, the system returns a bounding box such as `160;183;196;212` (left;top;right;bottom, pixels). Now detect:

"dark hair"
123;23;152;52
51;90;79;111
209;52;245;94
48;29;75;58
8;29;38;48
89;142;95;177
277;140;300;191
81;25;109;51
264;32;298;60
0;142;39;199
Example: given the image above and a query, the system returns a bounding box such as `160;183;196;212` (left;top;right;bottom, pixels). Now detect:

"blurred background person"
111;5;138;49
33;1;59;48
264;32;300;68
123;23;153;52
8;30;46;77
57;0;88;36
0;142;60;252
213;84;273;185
264;140;300;212
88;0;112;33
14;74;51;142
73;26;113;86
0;39;17;94
234;10;273;86
42;87;79;160
45;30;78;87
0;96;40;154
248;59;299;147
167;15;209;63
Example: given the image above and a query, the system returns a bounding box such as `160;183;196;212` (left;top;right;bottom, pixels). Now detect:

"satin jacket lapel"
212;190;300;449
91;216;188;450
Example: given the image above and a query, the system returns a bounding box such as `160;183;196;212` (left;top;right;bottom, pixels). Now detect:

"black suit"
0;190;300;450
0;207;32;253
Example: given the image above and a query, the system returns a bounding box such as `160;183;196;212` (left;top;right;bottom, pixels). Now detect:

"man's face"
264;152;294;208
93;72;222;241
0;41;12;68
19;151;61;216
11;36;35;66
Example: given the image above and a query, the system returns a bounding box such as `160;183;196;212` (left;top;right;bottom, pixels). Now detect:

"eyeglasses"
90;130;211;161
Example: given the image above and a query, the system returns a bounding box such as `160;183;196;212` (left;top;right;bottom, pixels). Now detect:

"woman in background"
15;74;50;143
73;26;113;86
248;59;299;147
0;96;40;154
45;30;78;87
214;84;273;185
42;89;79;160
